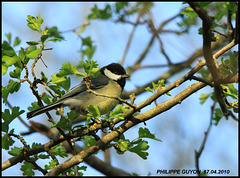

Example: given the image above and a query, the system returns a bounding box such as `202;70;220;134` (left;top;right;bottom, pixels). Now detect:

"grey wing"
57;74;109;102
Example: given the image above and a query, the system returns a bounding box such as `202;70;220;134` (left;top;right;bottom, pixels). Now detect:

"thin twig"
195;101;216;176
147;11;172;64
120;10;141;65
134;13;180;66
31;47;44;82
25;157;48;175
190;76;214;87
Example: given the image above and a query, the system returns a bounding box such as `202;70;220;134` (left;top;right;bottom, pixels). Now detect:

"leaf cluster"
114;127;161;159
200;82;238;125
145;79;171;96
2;107;24;149
180;2;238;37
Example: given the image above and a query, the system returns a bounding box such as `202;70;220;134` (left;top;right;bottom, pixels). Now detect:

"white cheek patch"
104;68;122;80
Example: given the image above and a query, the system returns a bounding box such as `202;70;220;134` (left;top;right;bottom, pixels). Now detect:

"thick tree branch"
188;2;220;82
188;2;237;115
2;137;65;171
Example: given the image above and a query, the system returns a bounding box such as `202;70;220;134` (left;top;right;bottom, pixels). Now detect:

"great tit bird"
27;63;129;119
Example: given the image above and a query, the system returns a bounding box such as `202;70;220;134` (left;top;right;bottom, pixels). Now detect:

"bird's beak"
122;74;130;78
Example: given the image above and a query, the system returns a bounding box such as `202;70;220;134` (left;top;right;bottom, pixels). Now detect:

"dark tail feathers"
27;102;62;119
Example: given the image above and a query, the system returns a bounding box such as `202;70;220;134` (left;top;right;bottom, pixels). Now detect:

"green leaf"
115;2;128;13
38;154;50;159
198;27;203;35
51;144;68;158
32;142;42;148
41;93;54;105
222;84;238;100
9;66;23;79
82;136;97;148
2;80;21;103
198;67;210;78
47;85;63;96
27;102;41;112
51;73;67;83
225;2;238;13
115;132;152;159
145;80;166;94
219;66;231;75
82;60;99;76
80;37;97;60
56;62;85;78
2;41;16;57
226;83;238;97
54;117;72;131
45;37;63;43
228;53;238;74
138;127;162;142
213;108;223;125
40;71;48;83
44;159;58;170
41;34;49;44
88;4;112;20
128;139;149;160
67;111;79;121
2;107;24;133
90;67;100;78
2;109;12;133
8;146;21;156
116;140;130;153
50;74;71;91
5;33;12;44
21;161;35;176
2;55;18;67
215;10;226;21
82;36;94;47
2;132;15;150
26;41;41;45
44;26;64;40
180;7;198;18
199;2;211;8
27;14;43;32
145;87;153;93
26;45;37;54
26;48;42;59
81;46;96;60
109;104;128;120
2;65;8;75
18;48;26;63
200;94;210;104
152;80;164;90
88;105;101;117
13;37;21;47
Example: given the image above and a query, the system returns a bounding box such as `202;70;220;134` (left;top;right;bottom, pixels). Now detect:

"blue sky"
2;2;238;176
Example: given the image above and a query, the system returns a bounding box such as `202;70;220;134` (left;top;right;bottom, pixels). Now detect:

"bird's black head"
100;63;129;89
